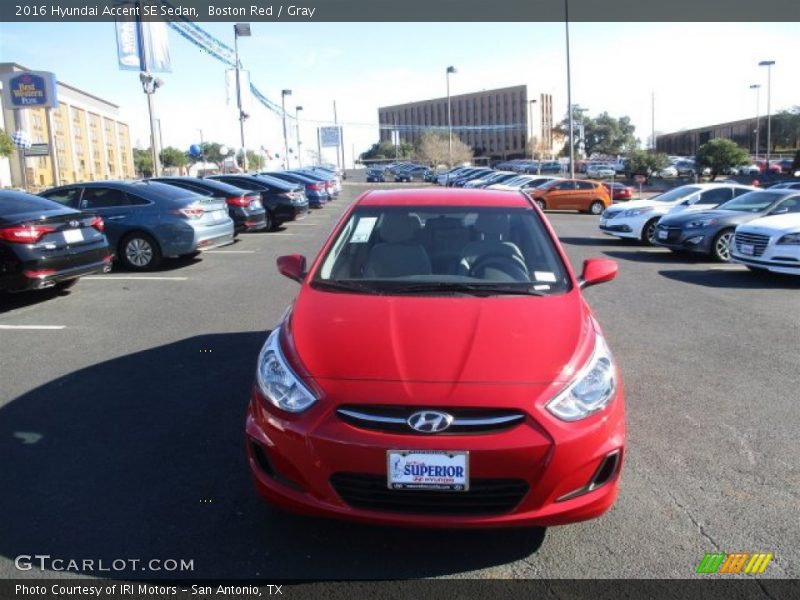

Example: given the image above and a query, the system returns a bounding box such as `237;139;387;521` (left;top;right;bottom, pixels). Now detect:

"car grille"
336;406;525;435
656;224;682;243
734;232;771;257
330;473;529;515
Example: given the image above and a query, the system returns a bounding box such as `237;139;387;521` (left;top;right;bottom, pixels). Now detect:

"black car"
150;176;267;232
394;165;429;182
654;189;800;262
0;190;111;292
207;174;309;229
261;171;329;207
366;168;386;183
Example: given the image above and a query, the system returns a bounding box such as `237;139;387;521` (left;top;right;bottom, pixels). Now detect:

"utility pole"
233;23;251;171
333;100;341;169
136;1;162;177
281;89;292;169
565;0;574;179
749;84;761;159
651;92;655;151
759;60;775;169
295;105;303;167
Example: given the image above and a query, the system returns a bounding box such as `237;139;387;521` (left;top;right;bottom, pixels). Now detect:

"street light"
758;60;775;170
234;23;251;171
295;106;303;167
281;90;292;169
446;66;457;168
564;0;574;178
749;84;761;160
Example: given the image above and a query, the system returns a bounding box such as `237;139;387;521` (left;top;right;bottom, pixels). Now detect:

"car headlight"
547;335;617;421
777;232;800;245
623;207;654;217
686;218;718;229
256;328;318;413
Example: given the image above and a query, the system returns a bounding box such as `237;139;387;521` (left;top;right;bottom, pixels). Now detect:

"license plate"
741;243;754;255
387;450;469;491
657;230;668;240
211;210;227;220
63;229;84;243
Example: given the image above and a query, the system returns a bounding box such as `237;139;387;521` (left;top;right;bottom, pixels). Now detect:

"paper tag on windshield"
534;284;551;291
350;217;377;243
534;271;557;282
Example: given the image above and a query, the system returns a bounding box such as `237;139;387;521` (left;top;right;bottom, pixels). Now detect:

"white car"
487;175;560;192
731;212;800;275
654;165;678;178
464;171;516;188
598;183;759;245
586;164;616;178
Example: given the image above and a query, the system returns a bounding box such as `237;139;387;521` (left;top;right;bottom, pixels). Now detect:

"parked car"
261;171;329;207
1;190;111;292
538;161;564;174
528;179;612;215
654;189;800;262
739;164;761;176
436;167;470;185
603;182;634;202
464;171;517;188
598;183;759;245
395;165;430;182
586;164;616;178
451;168;493;187
767;181;800;191
366;168;386;183
150;176;267;232
301;166;341;196
249;187;624;528
674;160;699;177
652;165;678;178
208;174;308;230
486;175;540;191
731;211;800;275
39;180;234;270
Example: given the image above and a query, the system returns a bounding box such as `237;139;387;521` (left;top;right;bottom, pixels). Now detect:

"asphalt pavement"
1;179;798;580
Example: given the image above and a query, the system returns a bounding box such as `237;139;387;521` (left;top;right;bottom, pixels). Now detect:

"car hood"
659;209;757;226
606;198;672;213
288;289;593;384
737;213;800;235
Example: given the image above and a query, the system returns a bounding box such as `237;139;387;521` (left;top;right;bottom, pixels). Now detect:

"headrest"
475;213;510;238
379;214;416;243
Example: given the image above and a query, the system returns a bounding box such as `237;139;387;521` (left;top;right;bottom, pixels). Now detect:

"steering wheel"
469;253;530;282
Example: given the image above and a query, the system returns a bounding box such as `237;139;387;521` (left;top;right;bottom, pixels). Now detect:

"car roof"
356;188;531;208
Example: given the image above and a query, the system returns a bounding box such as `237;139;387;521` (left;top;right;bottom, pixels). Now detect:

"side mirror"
277;254;307;283
579;258;618;289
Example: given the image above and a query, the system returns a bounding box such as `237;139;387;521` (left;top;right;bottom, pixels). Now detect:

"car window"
652;186;701;202
220;178;263;191
158;180;214;197
718;191;786;212
40;188;81;207
81;187;129;209
554;181;576;190
696;188;733;205
773;196;800;214
576;181;595;190
732;187;754;197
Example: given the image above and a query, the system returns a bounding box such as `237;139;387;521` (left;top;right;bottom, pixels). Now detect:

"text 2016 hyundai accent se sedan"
246;188;625;529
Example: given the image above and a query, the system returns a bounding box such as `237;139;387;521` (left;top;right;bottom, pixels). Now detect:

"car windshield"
313;205;571;296
716;191;794;213
650;186;701;202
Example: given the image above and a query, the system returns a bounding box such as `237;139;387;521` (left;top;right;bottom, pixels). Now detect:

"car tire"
589;201;605;215
711;229;735;262
534;199;546;211
120;231;162;271
641;219;660;246
55;279;79;291
263;211;274;232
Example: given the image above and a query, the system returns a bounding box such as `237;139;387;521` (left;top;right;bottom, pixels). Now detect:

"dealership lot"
0;181;798;579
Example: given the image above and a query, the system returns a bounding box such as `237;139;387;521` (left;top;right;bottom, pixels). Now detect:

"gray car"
40;180;234;270
654;189;800;262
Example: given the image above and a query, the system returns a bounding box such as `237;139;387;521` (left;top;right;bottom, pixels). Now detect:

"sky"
1;21;798;168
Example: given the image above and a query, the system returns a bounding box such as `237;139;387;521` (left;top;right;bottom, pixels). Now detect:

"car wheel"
263;211;274;232
589;201;604;215
120;232;162;271
55;279;79;291
534;199;546;211
641;219;659;246
712;229;734;262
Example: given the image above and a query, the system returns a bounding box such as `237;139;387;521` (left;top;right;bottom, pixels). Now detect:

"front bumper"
731;252;800;275
598;215;646;239
246;380;625;528
653;227;713;254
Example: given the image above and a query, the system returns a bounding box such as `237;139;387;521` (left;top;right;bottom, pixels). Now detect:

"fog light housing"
557;449;622;502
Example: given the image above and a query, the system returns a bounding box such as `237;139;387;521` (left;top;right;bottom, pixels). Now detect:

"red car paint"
246;188;625;528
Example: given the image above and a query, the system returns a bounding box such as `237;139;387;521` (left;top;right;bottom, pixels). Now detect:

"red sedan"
246;188;625;528
603;182;634;201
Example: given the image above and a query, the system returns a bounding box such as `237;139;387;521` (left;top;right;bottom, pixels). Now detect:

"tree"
626;150;671;180
695;139;750;181
415;131;472;167
769;106;800;152
0;128;13;159
133;148;153;178
558;109;638;157
360;141;414;161
237;149;264;170
159;146;188;172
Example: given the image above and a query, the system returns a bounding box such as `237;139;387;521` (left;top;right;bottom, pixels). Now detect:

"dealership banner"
319;126;342;148
115;20;172;72
0;70;58;109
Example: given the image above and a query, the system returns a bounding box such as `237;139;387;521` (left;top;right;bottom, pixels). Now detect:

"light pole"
564;0;574;178
758;60;775;170
574;105;588;162
139;71;164;177
233;23;251;171
446;66;457;167
281;89;292;170
197;128;205;173
749;84;761;160
295;106;303;168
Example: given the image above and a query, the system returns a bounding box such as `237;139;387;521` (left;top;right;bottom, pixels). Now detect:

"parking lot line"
709;265;748;271
0;325;66;330
82;276;189;281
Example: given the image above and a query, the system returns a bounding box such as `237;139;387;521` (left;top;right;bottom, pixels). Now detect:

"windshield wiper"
311;280;382;294
381;282;548;296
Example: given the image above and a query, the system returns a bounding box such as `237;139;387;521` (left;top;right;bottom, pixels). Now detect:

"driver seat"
458;214;527;277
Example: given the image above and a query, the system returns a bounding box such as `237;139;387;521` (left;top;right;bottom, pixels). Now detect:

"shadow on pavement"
0;331;545;580
0;287;74;314
658;269;800;290
602;249;705;264
559;236;637;247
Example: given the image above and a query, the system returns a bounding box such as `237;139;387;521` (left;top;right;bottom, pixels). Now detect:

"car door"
79;187;136;247
546;181;577;209
574;181;599;210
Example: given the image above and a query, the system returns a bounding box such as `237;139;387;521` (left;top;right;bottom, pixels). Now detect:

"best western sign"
1;70;58;109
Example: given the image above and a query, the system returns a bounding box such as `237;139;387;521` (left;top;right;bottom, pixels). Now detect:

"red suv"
246;188;625;529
